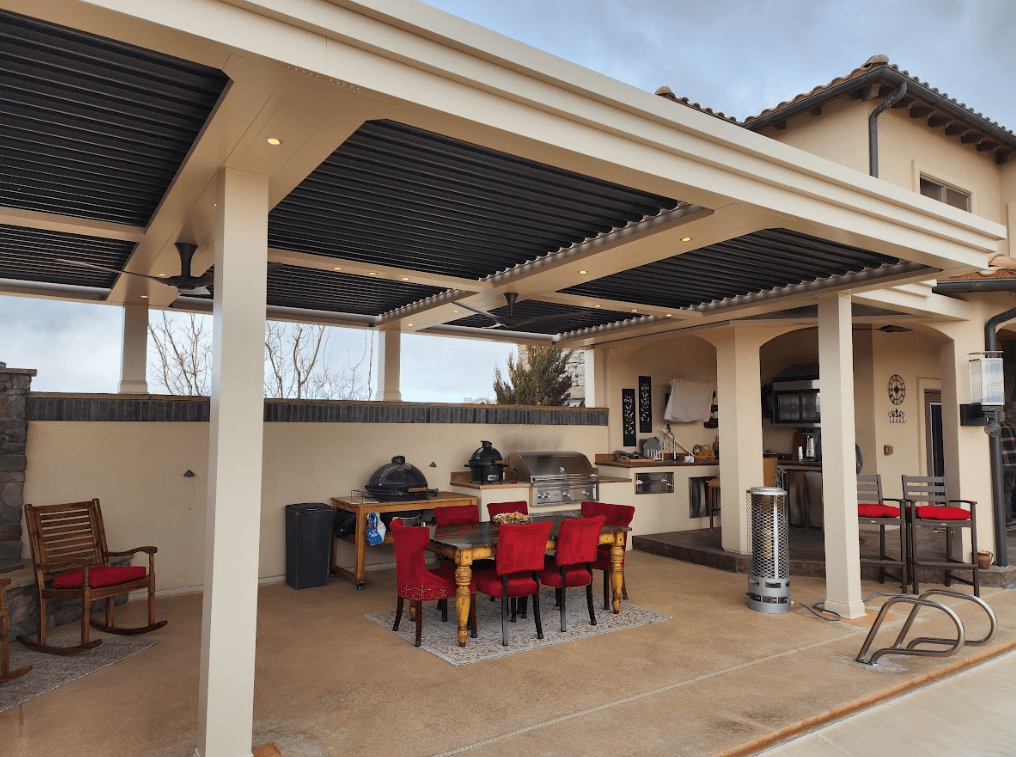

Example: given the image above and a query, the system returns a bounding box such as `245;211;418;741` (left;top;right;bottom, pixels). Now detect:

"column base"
821;597;866;620
118;380;149;394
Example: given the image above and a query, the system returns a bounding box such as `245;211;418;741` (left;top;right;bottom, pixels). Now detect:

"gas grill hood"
505;451;597;482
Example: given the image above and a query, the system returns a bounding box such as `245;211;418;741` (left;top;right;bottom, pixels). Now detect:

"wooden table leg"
455;555;473;647
354;509;368;590
610;540;624;614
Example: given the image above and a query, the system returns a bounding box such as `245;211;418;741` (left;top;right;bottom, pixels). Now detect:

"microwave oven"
772;378;820;426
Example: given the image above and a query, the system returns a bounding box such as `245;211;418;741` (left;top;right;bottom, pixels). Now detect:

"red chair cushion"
915;506;971;521
858;504;900;518
434;504;479;526
540;557;592;588
52;565;147;589
474;570;539;598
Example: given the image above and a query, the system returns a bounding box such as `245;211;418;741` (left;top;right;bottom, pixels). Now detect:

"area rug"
366;586;668;666
0;638;155;713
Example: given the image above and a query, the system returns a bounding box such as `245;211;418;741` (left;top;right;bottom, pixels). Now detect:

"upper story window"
920;175;971;212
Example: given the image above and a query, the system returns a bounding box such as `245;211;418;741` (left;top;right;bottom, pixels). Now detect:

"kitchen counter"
448;471;630;489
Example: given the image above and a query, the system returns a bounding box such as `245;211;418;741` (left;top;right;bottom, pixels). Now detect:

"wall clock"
888;374;906;405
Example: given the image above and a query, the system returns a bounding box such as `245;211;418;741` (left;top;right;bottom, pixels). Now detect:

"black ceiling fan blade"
56;258;166;284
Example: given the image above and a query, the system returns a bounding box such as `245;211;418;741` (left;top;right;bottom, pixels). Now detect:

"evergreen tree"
493;345;573;406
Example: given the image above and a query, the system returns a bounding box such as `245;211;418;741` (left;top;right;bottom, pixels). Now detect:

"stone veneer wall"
0;363;34;572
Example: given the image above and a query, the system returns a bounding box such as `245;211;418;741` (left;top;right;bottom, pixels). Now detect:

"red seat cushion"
474;570;539;598
52;565;147;589
858;504;900;518
540;557;592;588
915;506;970;521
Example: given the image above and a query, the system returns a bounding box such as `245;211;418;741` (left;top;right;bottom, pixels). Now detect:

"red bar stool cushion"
915;506;971;521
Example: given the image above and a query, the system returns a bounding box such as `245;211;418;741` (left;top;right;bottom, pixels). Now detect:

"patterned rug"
0;639;155;713
366;586;669;666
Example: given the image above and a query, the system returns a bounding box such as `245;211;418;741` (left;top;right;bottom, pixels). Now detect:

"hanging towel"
664;379;715;423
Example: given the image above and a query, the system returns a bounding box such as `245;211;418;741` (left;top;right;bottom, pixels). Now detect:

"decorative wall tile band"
25;395;608;426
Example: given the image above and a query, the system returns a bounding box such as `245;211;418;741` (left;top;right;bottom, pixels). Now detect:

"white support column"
197;168;268;757
585;347;608;408
706;326;767;554
818;294;865;620
118;303;149;393
374;328;402;401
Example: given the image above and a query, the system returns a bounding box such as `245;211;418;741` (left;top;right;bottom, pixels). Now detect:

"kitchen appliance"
364;455;434;502
771;363;821;427
504;451;599;508
466;440;505;483
803;431;816;461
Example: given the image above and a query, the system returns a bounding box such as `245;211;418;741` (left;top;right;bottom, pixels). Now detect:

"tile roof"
655;55;1016;162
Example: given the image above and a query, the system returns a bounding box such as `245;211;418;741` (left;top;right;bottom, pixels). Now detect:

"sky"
2;0;1014;401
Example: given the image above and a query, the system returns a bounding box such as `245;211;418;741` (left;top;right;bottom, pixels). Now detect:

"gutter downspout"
868;82;908;177
985;306;1016;567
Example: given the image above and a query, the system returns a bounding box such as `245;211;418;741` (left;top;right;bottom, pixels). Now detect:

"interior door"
924;390;944;476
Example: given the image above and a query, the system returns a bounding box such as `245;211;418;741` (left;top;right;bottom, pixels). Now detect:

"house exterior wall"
603;333;717;453
755;98;870;173
23;415;608;592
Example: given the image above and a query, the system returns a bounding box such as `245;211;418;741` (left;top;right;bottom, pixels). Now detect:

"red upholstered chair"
486;500;529;520
434;504;480;526
391;519;476;647
857;474;907;592
901;475;979;596
540;515;605;632
581;501;635;609
19;499;166;655
475;520;553;646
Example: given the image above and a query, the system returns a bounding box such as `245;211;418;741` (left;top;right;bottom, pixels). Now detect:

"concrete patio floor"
2;549;1015;757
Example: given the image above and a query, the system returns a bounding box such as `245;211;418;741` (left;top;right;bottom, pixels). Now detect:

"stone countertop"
449;473;631;490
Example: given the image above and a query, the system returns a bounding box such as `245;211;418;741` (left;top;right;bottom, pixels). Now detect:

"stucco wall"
24;419;608;593
757;98;870;174
604;334;717;454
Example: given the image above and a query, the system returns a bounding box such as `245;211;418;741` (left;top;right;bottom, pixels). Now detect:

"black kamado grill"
466;441;505;483
365;455;435;502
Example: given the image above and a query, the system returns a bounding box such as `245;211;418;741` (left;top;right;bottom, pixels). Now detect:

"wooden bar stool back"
0;578;31;683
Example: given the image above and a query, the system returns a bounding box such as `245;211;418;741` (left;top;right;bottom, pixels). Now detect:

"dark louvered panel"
270;120;679;280
0;224;135;288
192;266;448;316
564;229;904;309
449;299;643;335
0;8;229;226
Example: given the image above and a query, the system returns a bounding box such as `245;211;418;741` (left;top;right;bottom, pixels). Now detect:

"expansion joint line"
425;637;840;756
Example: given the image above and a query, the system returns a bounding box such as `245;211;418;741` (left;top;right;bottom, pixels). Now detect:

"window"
920;175;971;212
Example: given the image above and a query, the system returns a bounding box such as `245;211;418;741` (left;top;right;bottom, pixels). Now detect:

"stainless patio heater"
746;486;791;614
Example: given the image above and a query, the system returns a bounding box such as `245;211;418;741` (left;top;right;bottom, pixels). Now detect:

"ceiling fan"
457;292;586;331
60;243;283;297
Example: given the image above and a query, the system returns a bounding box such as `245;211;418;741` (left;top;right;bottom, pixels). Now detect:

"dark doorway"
924;390;944;477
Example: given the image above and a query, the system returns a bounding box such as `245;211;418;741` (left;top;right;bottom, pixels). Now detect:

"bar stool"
901;475;979;596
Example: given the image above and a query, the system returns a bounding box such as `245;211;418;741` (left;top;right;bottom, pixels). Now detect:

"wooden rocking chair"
18;499;166;655
1;577;32;683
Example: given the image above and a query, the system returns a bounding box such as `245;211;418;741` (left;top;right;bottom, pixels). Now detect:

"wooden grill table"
428;514;630;647
330;492;478;590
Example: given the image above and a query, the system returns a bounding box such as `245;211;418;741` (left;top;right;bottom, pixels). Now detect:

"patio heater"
746;486;791;614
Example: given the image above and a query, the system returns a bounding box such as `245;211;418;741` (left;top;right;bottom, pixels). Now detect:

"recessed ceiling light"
333;266;342;271
681;237;692;242
407;323;413;327
401;277;409;281
579;270;587;275
666;313;672;318
266;137;282;146
453;309;459;313
140;295;148;299
368;272;377;276
594;304;601;308
631;309;638;313
157;273;168;278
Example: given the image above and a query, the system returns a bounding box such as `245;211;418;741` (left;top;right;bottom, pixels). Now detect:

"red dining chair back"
434;504;480;526
581;501;635;608
475;520;553;646
486;500;529;520
391;519;476;646
540;515;605;632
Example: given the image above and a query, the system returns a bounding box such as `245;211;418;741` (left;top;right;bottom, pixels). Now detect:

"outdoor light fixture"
961;351;1004;432
266;137;282;146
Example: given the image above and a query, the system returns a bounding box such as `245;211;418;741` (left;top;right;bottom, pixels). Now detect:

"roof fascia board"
44;1;1005;273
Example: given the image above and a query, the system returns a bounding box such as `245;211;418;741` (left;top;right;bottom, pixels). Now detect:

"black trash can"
285;503;332;589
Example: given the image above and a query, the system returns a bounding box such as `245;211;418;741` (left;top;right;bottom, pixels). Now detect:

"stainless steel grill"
746;486;790;614
505;451;599;508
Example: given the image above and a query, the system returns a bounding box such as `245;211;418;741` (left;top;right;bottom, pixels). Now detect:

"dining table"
427;513;630;647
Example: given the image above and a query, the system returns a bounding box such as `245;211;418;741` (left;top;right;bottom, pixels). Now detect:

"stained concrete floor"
3;550;1016;757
